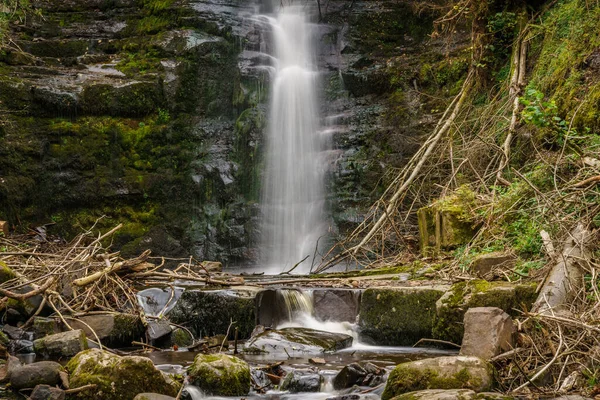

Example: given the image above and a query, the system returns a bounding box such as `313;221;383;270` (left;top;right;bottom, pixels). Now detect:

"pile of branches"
0;222;244;332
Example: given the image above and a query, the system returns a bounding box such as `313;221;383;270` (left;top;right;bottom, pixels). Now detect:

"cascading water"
260;3;326;274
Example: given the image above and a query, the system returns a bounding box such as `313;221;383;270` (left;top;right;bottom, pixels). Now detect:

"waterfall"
260;3;326;274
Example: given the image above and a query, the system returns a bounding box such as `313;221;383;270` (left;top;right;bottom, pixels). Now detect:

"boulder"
245;327;353;354
460;308;515;360
280;371;322;393
313;289;361;323
187;353;250;396
469;253;517;279
66;349;180;400
333;362;384;390
359;286;448;345
167;288;260;339
34;329;88;358
30;384;66;400
381;356;493;400
433;281;536;344
32;317;61;339
133;395;176;400
3;324;28;340
10;361;64;390
65;313;145;347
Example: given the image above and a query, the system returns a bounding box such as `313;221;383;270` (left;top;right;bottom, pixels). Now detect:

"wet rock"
168;328;194;347
313;289;361;323
12;339;35;354
3;324;26;340
79;81;164;117
167;288;260;339
30;384;66;400
66;313;145;347
187;353;250;396
333;363;367;389
333;362;384;390
133;395;176;400
66;348;180;400
251;369;272;389
469;253;517;279
10;361;64;390
245;327;353;354
433;281;537;344
381;356;493;400
34;329;88;358
0;355;21;384
359;286;448;345
280;371;322;393
460;308;515;360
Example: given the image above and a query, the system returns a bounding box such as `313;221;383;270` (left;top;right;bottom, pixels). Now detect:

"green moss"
0;261;16;283
359;287;447;345
67;349;179;400
187;353;250;396
0;331;9;347
382;366;482;400
432;281;537;344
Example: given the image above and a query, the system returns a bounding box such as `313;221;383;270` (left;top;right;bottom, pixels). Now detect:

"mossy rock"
66;348;180;400
432;281;537;344
33;329;88;358
187;353;250;396
358;286;449;346
0;331;9;347
0;261;17;284
167;288;259;339
80;82;164;116
382;356;493;400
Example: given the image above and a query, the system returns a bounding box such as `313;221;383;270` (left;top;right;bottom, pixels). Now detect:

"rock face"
245;327;353;354
359;286;448;345
313;289;361;323
9;361;64;390
66;348;179;400
460;308;515;360
187;354;250;396
433;281;537;344
33;329;88;358
381;356;493;400
167;288;259;339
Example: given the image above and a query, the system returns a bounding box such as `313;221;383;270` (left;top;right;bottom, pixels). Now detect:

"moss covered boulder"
66;349;180;400
167;288;260;339
244;327;353;354
187;353;250;396
66;313;145;347
359;286;449;345
382;356;493;400
432;281;537;344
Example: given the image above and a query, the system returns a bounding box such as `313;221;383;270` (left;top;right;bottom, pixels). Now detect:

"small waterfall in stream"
260;2;326;274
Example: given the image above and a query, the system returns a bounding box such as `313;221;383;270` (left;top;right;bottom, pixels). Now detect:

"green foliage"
116;50;162;77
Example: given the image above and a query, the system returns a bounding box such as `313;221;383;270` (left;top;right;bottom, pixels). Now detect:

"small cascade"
278;288;314;322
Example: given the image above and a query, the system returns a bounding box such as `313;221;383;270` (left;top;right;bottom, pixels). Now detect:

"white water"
260;3;326;274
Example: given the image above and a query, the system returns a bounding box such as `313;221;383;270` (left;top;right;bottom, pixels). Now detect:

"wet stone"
30;384;66;400
244;327;353;354
10;361;63;390
280;371;323;393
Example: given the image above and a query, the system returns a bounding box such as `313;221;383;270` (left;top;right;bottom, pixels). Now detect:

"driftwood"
72;249;151;287
531;224;594;315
